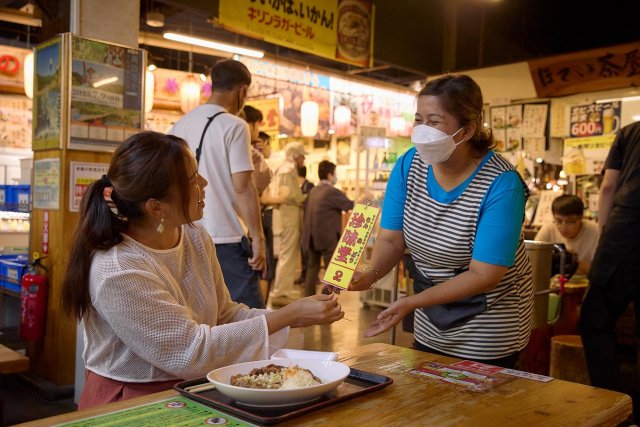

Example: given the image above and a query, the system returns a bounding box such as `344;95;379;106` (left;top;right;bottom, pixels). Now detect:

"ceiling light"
93;76;118;88
163;32;264;59
146;11;164;28
596;95;640;103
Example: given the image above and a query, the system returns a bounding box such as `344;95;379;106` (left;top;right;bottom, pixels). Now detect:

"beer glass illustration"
602;108;620;134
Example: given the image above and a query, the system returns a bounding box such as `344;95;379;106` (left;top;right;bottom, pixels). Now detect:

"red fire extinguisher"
20;254;48;341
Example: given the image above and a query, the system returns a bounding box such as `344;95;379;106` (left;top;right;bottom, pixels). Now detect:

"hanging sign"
218;0;374;67
322;202;380;290
529;41;640;98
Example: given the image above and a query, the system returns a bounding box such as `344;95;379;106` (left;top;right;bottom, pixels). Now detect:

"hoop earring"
156;215;165;234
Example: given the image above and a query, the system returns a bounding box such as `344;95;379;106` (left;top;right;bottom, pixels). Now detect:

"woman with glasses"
535;194;600;275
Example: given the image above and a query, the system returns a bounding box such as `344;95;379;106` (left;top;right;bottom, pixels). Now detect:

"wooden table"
17;343;631;426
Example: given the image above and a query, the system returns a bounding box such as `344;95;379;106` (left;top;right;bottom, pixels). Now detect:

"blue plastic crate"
0;279;21;293
0;256;29;288
5;185;30;212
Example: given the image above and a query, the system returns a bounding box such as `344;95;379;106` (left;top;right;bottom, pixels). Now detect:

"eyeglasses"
553;218;581;226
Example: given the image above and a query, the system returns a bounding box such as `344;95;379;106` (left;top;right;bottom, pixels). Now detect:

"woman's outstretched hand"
364;298;414;337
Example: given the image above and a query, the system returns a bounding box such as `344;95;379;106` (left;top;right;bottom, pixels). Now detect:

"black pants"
304;247;333;297
580;248;640;393
412;340;520;369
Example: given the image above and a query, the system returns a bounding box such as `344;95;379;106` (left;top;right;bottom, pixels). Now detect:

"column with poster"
28;33;145;384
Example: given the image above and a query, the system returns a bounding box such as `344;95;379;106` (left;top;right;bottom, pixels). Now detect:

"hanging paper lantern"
301;100;319;137
390;116;406;136
180;74;201;113
23;51;34;99
333;105;351;136
144;70;155;113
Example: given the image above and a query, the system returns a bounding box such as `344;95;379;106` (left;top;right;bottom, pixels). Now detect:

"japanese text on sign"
528;42;640;97
322;202;379;289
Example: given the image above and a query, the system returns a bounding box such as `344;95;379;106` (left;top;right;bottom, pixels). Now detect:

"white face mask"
411;124;465;165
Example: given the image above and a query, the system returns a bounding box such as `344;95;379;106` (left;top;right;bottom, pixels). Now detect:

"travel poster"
69;36;144;151
33;37;62;151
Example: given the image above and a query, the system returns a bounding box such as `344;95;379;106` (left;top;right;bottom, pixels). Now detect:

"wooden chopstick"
184;383;217;393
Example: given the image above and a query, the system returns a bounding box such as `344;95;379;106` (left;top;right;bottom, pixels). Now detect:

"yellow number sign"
322;202;380;290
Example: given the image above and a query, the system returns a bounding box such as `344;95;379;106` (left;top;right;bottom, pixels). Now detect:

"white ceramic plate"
207;359;350;407
270;349;338;361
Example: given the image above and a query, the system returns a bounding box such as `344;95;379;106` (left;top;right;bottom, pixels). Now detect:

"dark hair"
243;105;263;124
297;165;307;178
552;195;584;217
258;131;270;143
210;59;251;91
418;74;494;156
62;131;195;320
318;160;336;180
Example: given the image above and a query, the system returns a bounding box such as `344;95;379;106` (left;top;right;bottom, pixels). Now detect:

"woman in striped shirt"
348;75;533;368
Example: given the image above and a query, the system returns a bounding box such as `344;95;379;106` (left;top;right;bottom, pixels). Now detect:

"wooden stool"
550;335;590;385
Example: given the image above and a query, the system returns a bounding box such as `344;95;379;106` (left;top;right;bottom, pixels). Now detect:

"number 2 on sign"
333;270;344;282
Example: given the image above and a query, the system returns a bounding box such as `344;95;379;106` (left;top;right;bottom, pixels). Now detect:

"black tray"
174;368;393;425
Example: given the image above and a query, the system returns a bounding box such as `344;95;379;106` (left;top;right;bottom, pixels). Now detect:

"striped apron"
404;152;533;360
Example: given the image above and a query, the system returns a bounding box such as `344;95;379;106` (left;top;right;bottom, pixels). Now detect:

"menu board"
0;95;31;149
492;102;549;153
569;101;621;137
69;36;144;151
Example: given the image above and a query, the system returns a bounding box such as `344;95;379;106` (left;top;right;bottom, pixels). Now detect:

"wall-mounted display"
69;36;145;151
33;37;63;151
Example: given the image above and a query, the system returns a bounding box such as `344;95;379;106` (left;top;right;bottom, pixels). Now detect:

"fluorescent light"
163;32;264;59
93;76;118;88
596;95;640;103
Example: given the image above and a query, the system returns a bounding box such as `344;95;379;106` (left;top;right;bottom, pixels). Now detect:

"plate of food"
206;359;351;407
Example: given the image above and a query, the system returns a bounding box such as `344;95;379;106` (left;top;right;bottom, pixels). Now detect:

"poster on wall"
245;97;281;145
504;104;522;152
562;134;615;175
33;158;60;210
569;101;621;138
69;161;110;212
522;103;548;138
219;0;374;68
0;95;32;149
69;36;144;152
144;110;182;134
33;36;63;151
490;106;507;151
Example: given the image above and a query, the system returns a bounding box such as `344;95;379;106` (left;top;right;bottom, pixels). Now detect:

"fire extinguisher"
20;253;48;341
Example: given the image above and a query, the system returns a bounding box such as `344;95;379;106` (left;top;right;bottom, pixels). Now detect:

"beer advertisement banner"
218;0;374;67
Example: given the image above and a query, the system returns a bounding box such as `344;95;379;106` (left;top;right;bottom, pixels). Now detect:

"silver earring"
156;216;165;234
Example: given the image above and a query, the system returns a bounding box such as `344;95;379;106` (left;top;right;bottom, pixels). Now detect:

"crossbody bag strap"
195;111;226;164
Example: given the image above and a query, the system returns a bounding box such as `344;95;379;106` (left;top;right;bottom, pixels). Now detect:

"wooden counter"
16;343;632;426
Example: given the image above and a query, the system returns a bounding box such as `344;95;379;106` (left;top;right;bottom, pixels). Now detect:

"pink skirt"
78;370;182;410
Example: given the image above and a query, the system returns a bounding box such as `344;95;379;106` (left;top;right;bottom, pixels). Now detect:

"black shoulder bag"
195;111;226;164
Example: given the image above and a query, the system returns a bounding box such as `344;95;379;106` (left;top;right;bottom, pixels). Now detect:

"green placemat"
59;396;258;427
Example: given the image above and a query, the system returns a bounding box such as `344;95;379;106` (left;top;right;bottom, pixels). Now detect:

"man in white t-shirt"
535;194;599;275
170;59;266;308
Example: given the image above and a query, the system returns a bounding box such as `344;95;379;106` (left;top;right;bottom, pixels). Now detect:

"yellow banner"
245;97;280;147
563;134;615;175
322;202;380;289
218;0;373;67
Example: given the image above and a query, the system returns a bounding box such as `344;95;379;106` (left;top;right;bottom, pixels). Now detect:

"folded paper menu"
322;202;380;290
